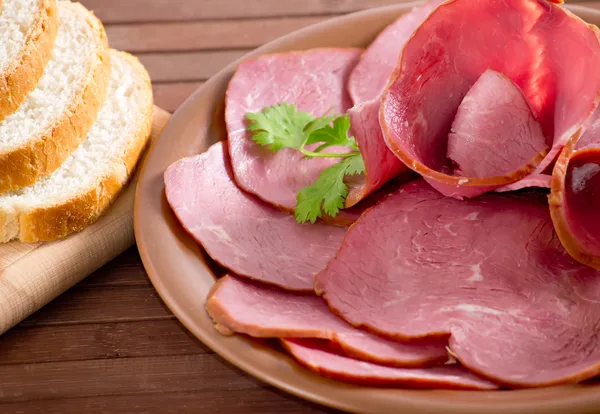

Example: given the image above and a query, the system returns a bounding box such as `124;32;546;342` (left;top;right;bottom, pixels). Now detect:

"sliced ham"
577;107;600;151
496;173;551;192
347;0;446;104
206;275;448;367
281;339;498;390
550;126;600;269
226;49;364;218
164;142;346;291
447;70;547;179
345;100;407;207
505;86;600;191
315;180;600;387
380;0;600;199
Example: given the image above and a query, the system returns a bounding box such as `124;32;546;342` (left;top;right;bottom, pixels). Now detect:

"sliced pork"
345;100;406;207
380;0;600;199
447;70;547;179
550;125;600;270
496;174;551;192
226;49;362;217
316;180;600;387
281;339;498;390
576;107;600;151
164;142;346;291
347;0;445;104
207;275;448;367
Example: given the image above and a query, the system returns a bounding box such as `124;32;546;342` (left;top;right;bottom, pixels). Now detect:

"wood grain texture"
152;82;204;112
82;0;400;23
78;248;150;287
2;1;595;413
106;17;326;52
0;354;266;402
20;284;174;326
0;391;334;414
0;319;207;365
139;50;248;81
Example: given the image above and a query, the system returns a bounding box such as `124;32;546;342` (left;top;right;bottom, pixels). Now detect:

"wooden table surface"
0;1;597;413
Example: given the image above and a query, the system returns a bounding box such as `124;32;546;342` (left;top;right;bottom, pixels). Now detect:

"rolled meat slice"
380;0;600;199
206;275;449;368
446;70;547;183
347;0;446;104
550;116;600;269
345;100;407;207
316;180;600;387
281;339;498;390
164;142;346;291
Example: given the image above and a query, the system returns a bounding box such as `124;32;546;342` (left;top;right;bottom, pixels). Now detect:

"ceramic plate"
134;3;600;413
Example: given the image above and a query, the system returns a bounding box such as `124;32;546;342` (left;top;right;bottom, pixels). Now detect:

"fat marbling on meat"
164;142;346;291
316;180;600;387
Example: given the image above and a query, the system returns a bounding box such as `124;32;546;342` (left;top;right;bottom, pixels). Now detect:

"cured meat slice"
577;107;600;151
347;0;445;104
226;49;362;216
507;87;600;191
164;142;346;291
495;174;551;192
281;339;498;390
447;70;547;179
316;180;600;387
380;0;600;199
550;128;600;269
345;100;407;207
206;275;448;367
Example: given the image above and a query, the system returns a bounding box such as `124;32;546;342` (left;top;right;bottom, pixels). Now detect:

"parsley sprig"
246;103;365;223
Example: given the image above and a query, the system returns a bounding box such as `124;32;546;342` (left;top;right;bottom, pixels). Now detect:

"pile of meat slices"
164;0;600;390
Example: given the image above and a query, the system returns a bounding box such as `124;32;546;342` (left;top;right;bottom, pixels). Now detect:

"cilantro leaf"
246;103;313;151
246;103;367;223
306;114;357;150
295;154;366;223
303;107;336;136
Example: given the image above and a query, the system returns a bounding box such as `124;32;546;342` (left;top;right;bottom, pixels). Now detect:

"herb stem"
299;148;359;159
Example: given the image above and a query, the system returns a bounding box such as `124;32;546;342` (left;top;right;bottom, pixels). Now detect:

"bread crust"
0;0;59;122
0;2;111;195
17;52;154;243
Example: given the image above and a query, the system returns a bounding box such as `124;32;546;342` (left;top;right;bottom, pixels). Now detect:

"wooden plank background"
0;1;596;413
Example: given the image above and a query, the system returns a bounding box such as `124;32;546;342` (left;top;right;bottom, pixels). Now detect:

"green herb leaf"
306;114;357;150
246;103;313;151
246;103;366;223
295;154;365;223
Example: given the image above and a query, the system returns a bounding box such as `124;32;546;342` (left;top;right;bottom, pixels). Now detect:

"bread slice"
0;0;58;121
0;1;110;195
0;50;153;243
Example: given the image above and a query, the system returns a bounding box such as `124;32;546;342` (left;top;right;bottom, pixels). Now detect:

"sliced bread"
0;50;153;243
0;0;58;121
0;1;110;195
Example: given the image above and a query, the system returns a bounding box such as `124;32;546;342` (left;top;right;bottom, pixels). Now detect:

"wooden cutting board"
0;106;170;334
